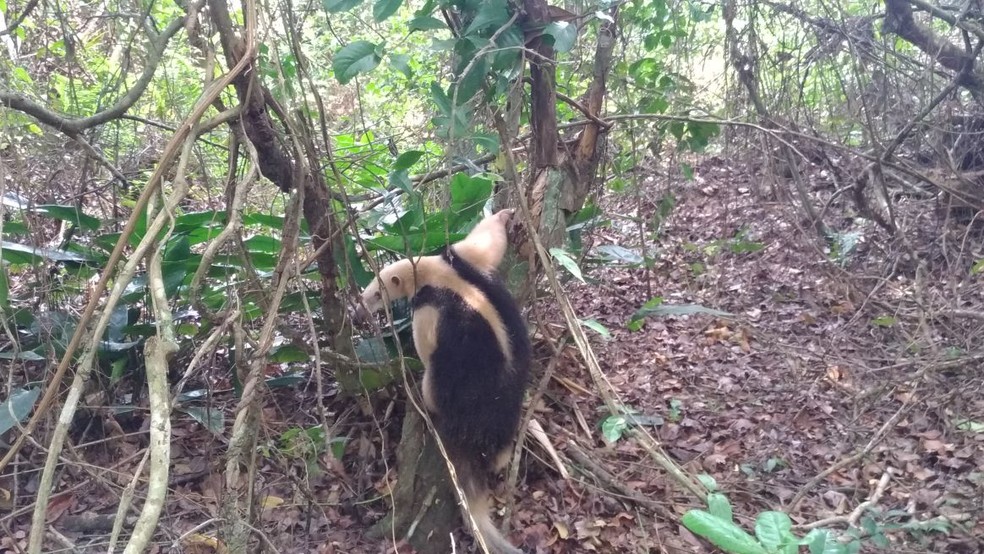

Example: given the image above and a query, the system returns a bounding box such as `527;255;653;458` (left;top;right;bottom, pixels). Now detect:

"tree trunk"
368;408;461;553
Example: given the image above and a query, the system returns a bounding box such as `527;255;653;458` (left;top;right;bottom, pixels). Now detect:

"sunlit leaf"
600;414;627;443
373;0;401;21
550;248;585;283
707;492;733;522
333;41;383;84
544;21;577;52
681;510;767;554
579;318;611;340
755;511;793;551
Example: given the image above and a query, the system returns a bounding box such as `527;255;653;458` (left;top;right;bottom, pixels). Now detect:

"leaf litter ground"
4;156;982;554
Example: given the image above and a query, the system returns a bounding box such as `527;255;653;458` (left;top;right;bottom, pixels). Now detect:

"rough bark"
368;409;461;553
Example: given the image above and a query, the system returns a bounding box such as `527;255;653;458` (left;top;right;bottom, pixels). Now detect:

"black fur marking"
411;249;531;471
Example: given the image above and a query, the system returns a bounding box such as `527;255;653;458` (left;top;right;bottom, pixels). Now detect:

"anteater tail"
455;454;523;554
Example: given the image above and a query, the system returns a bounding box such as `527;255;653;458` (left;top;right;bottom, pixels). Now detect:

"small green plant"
683;491;861;554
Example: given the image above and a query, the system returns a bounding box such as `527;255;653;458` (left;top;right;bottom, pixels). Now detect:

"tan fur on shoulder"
360;256;513;365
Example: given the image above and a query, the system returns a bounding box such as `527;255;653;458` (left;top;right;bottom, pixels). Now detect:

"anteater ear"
390;275;402;288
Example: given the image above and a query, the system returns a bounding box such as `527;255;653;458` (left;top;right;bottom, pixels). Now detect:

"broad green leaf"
0;241;92;264
697;473;718;491
269;344;310;363
579;318;611;340
801;529;846;554
544;21;577;52
388;53;412;78
430;81;453;116
754;511;793;551
600;414;627;443
463;0;508;36
333;41;382;84
373;0;401;21
243;235;282;254
707;492;733;522
681;510;767;554
453;54;489;105
393;150;424;171
179;406;225;435
323;0;362;12
449;173;493;222
410;15;445;31
550;248;585;283
0;387;41;436
389;169;413;193
491;25;523;70
33;205;101;230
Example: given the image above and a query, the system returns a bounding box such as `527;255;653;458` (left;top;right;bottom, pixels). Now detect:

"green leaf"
389;169;413;193
333;41;383;84
266;372;308;388
544;21;577;52
453;54;489;105
410;15;446;31
754;511;793;551
179;406;225;435
630;299;732;324
367;230;467;254
33;204;101;230
0;387;41;436
449;173;493;222
269;344;310;363
870;315;896;328
579;318;611;340
388;53;413;78
681;510;768;554
323;0;362;12
0;241;92;264
697;473;718;491
393;150;424;171
373;0;401;21
600;414;628;443
971;258;984;274
243;235;282;254
802;529;846;554
707;492;733;522
954;418;984;432
463;0;508;36
592;244;643;264
329;436;348;459
550;248;585;283
0;263;8;310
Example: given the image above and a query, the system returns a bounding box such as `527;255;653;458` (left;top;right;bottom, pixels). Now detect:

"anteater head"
356;258;417;321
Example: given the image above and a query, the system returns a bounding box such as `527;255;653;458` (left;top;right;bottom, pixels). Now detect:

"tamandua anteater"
360;209;530;554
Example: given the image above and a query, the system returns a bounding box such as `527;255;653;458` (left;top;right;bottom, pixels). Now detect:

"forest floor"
5;155;982;554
